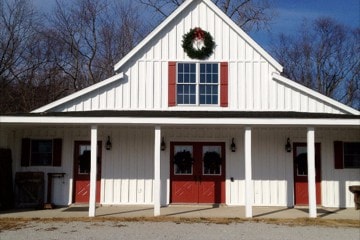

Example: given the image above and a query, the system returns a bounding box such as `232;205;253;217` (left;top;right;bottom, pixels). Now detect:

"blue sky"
32;0;359;51
250;0;360;50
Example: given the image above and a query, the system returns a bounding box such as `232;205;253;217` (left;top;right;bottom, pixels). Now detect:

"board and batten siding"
4;126;358;207
49;1;345;114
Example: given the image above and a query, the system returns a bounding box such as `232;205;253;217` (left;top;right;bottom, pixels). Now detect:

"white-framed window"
176;63;219;105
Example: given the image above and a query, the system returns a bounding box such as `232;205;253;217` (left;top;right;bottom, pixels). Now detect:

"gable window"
334;141;360;169
177;63;219;105
168;62;228;107
21;138;62;167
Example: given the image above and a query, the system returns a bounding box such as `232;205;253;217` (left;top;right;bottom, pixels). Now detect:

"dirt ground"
0;217;359;240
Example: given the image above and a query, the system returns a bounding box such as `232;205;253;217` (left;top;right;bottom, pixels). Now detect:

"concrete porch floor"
0;205;359;220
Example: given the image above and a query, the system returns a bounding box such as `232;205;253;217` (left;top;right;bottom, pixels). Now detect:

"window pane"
344;142;360;168
200;63;205;73
213;86;218;94
200;73;205;83
184;64;189;72
190;94;196;104
200;95;205;104
213;64;218;73
174;145;193;175
177;85;183;94
31;140;53;166
190;84;196;94
190;63;196;72
177;95;184;104
190;73;196;83
212;95;218;104
178;73;183;83
178;63;183;72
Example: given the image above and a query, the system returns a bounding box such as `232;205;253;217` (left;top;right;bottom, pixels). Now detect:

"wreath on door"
203;151;221;173
182;27;215;60
174;150;193;173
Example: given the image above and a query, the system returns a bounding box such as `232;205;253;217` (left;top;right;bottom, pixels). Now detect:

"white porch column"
244;127;253;218
89;125;98;217
307;127;317;218
154;126;161;216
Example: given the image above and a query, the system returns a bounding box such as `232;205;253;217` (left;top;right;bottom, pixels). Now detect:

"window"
177;63;219;105
31;140;53;166
21;138;62;167
344;142;360;168
334;141;360;169
168;62;228;107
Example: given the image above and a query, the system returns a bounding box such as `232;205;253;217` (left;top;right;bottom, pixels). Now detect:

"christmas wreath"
174;150;193;173
182;27;215;60
203;151;221;174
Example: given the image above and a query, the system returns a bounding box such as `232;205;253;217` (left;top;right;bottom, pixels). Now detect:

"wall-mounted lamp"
231;138;236;152
285;138;291;153
105;136;112;150
161;137;166;151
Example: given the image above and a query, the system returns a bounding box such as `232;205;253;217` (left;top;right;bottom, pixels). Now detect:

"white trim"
32;73;124;113
154;126;161;216
113;0;283;72
89;125;98;217
1;116;359;126
272;73;360;115
244;127;253;218
307;127;316;218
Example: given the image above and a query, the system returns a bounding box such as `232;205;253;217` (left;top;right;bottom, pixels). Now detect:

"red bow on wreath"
194;27;204;40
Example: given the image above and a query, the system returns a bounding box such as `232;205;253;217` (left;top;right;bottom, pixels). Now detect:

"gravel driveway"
1;221;359;240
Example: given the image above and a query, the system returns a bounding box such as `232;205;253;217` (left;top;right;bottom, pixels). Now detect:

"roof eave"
272;73;360;115
32;72;124;113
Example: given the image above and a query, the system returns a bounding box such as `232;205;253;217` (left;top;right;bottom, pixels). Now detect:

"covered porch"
1;111;359;219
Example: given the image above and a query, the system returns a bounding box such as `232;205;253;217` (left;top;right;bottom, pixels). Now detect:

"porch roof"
1;111;359;127
2;110;360;118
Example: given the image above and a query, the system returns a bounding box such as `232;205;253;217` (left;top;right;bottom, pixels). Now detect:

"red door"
73;141;102;203
293;143;321;205
170;142;225;204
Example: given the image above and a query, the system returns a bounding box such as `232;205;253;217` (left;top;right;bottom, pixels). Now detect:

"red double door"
170;142;225;204
73;141;102;203
293;143;321;205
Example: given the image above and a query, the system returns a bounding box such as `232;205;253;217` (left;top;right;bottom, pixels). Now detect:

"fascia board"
1;116;359;127
32;73;124;113
272;73;360;115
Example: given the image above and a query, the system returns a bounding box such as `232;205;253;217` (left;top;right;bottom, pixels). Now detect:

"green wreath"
182;27;215;60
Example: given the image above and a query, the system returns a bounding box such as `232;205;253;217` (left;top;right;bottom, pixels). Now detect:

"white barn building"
0;0;359;218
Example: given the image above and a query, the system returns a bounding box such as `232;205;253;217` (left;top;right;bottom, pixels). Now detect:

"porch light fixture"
106;136;112;150
231;138;236;152
285;138;291;153
161;137;166;151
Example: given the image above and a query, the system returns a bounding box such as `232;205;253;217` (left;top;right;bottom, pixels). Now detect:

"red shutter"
21;138;30;167
334;141;344;169
220;62;228;107
168;62;176;106
53;138;62;166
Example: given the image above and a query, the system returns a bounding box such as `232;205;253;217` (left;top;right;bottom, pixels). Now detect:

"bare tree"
138;0;274;32
0;0;45;112
272;18;360;109
45;0;143;91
